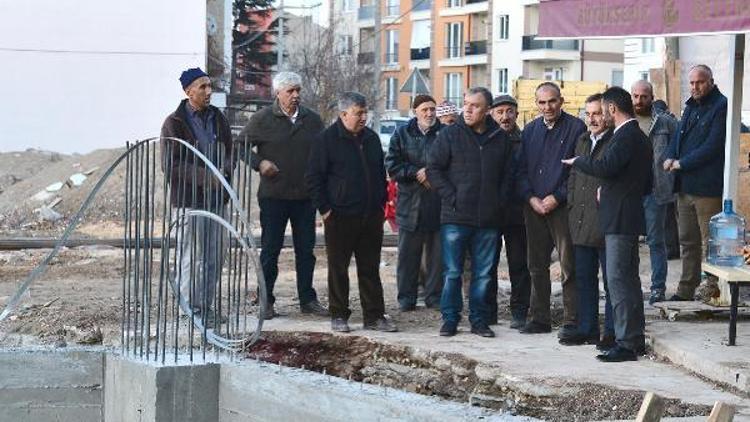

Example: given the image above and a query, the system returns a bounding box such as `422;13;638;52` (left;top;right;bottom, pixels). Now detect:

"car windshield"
380;120;408;135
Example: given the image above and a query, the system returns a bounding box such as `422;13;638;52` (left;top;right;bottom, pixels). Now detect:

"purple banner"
539;0;750;38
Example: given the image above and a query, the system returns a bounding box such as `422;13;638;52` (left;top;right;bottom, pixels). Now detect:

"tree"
286;20;381;124
232;0;278;93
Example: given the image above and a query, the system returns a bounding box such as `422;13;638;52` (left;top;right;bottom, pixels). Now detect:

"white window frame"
497;15;509;40
386;0;400;16
497;68;509;94
641;38;655;54
339;35;353;55
447;0;461;8
386;30;399;64
386;77;399;110
446;22;463;58
342;0;354;11
444;72;463;105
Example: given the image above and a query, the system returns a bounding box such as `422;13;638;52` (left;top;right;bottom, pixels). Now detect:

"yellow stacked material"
513;80;608;127
737;133;750;219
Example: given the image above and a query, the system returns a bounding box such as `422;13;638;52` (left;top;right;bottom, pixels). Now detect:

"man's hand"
596;186;601;204
416;168;432;189
529;197;547;215
663;158;675;171
322;210;332;222
670;160;681;171
541;195;559;213
561;157;577;166
259;160;280;178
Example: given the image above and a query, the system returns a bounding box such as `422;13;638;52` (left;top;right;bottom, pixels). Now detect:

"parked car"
376;117;410;153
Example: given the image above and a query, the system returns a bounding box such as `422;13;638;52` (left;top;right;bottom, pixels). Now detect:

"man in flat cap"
160;67;234;326
487;95;531;329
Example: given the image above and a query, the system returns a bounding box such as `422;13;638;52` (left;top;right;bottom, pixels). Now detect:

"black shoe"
439;321;458;337
363;316;398;332
262;303;280;320
471;323;496;338
300;300;330;316
559;333;599;346
596;346;637;362
557;323;578;340
509;317;526;330
399;304;417;312
668;294;690;302
331;317;351;333
519;321;552;334
649;290;666;305
596;334;616;351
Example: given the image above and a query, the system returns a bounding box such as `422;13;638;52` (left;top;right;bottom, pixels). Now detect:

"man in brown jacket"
160;67;234;326
565;94;614;347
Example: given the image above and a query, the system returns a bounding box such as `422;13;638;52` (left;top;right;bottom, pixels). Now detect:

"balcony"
357;52;374;64
439;0;487;16
358;5;374;20
412;0;432;11
465;40;486;55
384;52;399;65
521;35;580;61
410;47;430;60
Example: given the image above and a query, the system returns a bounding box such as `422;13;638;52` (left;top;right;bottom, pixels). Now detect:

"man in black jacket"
306;92;396;333
563;87;653;362
427;87;514;338
488;95;531;329
241;72;328;319
386;95;443;311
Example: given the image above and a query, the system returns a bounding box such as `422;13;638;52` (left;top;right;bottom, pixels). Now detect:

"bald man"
664;65;727;302
631;80;677;305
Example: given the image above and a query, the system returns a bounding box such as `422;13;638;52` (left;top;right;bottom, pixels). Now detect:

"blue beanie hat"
180;67;208;89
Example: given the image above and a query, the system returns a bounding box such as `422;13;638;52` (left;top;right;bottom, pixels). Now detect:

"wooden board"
652;301;746;322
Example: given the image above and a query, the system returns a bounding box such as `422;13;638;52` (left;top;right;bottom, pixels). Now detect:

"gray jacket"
646;109;678;205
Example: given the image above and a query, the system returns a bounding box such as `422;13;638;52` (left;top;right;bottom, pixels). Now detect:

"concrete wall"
0;349;104;422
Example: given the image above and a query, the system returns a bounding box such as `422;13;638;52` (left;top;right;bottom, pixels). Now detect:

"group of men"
161;63;728;363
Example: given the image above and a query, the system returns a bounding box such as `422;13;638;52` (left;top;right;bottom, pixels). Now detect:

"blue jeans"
259;198;317;305
574;245;614;338
643;195;668;293
440;224;498;326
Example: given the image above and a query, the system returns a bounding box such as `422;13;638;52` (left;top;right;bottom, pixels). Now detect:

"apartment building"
330;0;624;117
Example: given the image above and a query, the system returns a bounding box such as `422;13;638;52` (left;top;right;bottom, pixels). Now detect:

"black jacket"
665;85;727;197
567;129;613;247
573;120;653;236
502;127;525;227
306;119;387;217
385;118;443;232
240;100;324;200
160;99;234;209
426;116;514;228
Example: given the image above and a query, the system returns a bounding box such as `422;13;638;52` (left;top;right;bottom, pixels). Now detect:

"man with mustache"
487;95;531;329
241;72;328;320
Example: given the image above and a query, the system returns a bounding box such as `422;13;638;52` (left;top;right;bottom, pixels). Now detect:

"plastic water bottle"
707;199;746;267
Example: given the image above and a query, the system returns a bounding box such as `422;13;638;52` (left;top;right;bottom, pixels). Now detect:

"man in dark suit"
562;87;653;362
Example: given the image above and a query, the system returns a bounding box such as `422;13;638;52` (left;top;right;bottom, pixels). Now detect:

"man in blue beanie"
161;67;235;327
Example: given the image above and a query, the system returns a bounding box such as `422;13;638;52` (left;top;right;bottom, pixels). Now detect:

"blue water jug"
707;199;746;267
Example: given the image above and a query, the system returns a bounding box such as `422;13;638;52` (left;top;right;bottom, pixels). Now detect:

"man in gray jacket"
241;72;328;319
631;80;678;304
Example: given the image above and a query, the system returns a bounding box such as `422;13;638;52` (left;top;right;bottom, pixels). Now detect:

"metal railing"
522;35;579;51
358;52;375;64
412;0;432;11
465;40;487;55
445;45;462;58
384;52;399;64
410;47;430;60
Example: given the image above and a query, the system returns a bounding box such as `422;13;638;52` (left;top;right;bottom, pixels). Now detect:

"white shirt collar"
614;118;637;134
282;106;299;123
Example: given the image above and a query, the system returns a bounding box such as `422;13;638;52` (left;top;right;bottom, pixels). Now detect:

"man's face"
601;101;616;128
463;93;489;128
438;114;457;125
584;100;607;136
491;104;518;132
340;105;368;134
689;69;714;101
185;76;212;110
535;87;563;122
414;101;437;128
631;84;654;116
277;85;301;112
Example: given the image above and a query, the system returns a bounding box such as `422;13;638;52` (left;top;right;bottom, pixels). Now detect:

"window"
445;73;463;106
544;67;563;81
640;71;650;81
445;22;463;58
386;77;399;110
339;35;353;55
447;0;461;7
497;68;509;94
386;0;400;16
385;30;399;63
342;0;354;11
497;15;509;40
641;38;655;54
611;70;624;87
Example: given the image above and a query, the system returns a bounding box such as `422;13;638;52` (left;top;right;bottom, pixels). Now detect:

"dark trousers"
524;205;576;326
440;224;498;326
665;202;680;259
605;234;645;352
324;213;386;322
574;245;614;338
397;228;442;309
488;225;531;321
259;198;318;305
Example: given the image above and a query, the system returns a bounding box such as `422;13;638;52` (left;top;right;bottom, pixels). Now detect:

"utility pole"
372;0;382;133
277;0;285;70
